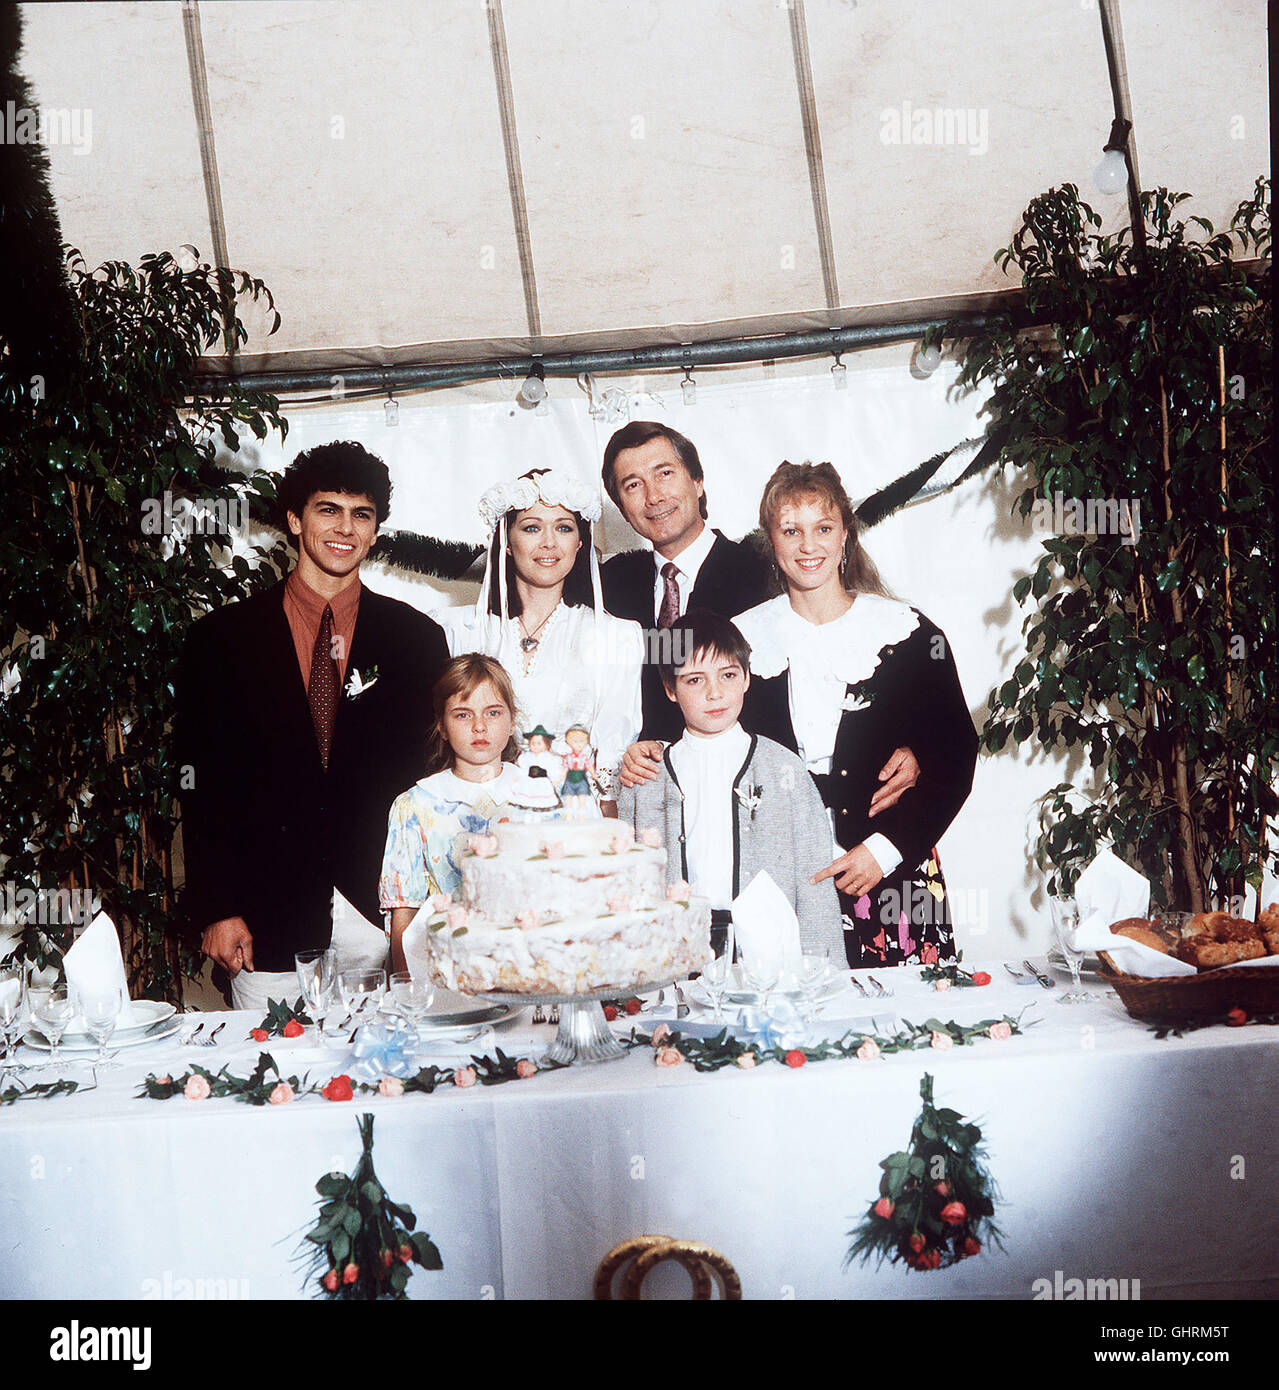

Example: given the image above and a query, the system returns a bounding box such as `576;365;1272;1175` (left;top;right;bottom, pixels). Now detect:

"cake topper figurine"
559;724;597;819
518;725;560;781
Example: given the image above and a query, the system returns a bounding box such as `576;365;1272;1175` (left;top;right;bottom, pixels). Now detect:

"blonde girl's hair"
758;460;893;598
423;654;522;776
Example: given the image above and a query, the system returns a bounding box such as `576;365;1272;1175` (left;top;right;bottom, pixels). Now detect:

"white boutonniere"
842;692;872;712
344;665;379;700
735;782;764;822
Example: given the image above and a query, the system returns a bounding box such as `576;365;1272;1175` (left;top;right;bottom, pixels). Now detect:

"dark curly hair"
277;441;393;535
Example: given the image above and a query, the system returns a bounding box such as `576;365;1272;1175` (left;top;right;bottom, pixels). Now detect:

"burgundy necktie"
657;562;681;629
309;604;340;770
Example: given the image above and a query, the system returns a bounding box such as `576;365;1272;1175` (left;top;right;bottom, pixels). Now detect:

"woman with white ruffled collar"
736;462;978;969
434;469;643;814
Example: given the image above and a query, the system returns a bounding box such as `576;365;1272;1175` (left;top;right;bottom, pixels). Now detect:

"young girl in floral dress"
379;654;524;972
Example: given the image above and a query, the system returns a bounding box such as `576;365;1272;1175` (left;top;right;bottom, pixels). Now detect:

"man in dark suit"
600;421;774;745
601;421;919;811
175;441;449;1009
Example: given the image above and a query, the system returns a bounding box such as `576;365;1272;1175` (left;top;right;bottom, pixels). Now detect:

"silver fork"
548;1005;560;1026
847;974;869;997
533;1004;546;1024
867;975;893;998
673;984;690;1020
181;1022;205;1046
1004;962;1035;986
197;1021;226;1047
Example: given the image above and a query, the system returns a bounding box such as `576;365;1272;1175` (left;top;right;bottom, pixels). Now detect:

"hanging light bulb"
384;388;399;427
518;362;547;408
916;342;942;376
174;244;200;272
831;354;848;390
1094;117;1132;195
681;366;696;407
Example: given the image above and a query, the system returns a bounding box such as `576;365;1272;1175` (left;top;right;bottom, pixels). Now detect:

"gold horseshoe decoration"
594;1236;741;1300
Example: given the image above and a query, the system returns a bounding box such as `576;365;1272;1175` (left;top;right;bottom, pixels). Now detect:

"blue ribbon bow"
343;1018;420;1082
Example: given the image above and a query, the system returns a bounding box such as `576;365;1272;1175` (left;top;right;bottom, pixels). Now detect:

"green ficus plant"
929;178;1273;913
0;248;291;998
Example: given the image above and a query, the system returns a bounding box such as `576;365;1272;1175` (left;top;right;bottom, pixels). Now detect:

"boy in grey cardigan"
615;610;843;960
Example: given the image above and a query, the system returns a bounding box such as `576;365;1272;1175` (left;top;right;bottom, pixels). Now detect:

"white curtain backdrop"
227;362;1273;962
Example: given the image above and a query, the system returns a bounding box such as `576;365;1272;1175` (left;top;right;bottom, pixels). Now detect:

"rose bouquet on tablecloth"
845;1073;1001;1273
297;1113;441;1299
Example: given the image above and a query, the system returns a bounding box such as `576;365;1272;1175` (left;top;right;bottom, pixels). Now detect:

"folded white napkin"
63;912;142;1025
732;871;804;980
1071;850;1192;978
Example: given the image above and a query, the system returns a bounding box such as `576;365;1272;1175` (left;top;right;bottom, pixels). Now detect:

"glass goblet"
389;971;435;1027
34;985;74;1066
698;954;733;1025
743;954;781;1016
295;949;336;1035
80;985;124;1066
338;968;387;1027
1049;895;1090;1004
0;968;25;1076
797;950;834;1026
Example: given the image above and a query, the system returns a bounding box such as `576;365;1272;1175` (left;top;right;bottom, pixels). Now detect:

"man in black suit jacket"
599;421;774;745
175;442;449;1005
600;421;918;814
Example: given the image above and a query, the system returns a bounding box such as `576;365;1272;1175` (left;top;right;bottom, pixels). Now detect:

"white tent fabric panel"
808;0;1129;301
1121;0;1269;222
16;0;1270;370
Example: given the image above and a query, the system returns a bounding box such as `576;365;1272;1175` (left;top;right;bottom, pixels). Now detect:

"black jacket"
174;580;450;971
741;610;978;873
600;529;774;742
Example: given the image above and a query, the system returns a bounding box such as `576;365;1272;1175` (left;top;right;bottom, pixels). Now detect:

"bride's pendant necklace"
518;603;557;654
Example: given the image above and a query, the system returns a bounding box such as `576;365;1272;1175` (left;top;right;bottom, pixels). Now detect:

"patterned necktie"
657;562;681;629
309;604;340;770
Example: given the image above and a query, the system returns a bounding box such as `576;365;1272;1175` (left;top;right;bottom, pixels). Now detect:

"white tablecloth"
2;962;1276;1300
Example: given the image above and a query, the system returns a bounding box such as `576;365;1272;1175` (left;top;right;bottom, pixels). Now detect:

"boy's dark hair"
659;608;752;692
277;441;393;533
601;420;709;520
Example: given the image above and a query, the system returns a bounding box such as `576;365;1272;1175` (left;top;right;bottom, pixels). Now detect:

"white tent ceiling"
18;0;1271;376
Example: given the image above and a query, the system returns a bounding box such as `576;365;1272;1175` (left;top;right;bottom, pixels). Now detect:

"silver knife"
1023;959;1055;989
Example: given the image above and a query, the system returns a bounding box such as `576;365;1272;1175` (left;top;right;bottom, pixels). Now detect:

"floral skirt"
836;850;956;970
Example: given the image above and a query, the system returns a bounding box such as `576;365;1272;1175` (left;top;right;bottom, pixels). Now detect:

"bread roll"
1177;937;1267;970
1111;921;1174;955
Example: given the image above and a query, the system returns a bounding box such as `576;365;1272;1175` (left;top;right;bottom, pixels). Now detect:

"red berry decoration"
785;1049;807;1068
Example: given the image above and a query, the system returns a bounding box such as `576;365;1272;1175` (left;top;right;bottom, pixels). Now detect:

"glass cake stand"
475;974;690;1065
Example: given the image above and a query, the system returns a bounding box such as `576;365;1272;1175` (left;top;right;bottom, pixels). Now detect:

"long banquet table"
2;960;1276;1301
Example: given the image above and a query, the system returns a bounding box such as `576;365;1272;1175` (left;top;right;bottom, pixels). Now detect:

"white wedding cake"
413;820;710;996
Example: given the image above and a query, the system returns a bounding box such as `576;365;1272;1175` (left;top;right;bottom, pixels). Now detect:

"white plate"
55;1000;176;1042
25;1015;185;1053
697;967;849;1007
379;1000;521;1033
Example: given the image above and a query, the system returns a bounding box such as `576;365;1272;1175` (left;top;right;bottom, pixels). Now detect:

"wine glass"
743;952;781;1016
295;949;336;1035
0;966;25;1076
33;985;74;1066
1049;895;1090;1004
698;954;733;1025
797;950;834;1026
80;985;124;1066
389;971;435;1027
338;968;386;1027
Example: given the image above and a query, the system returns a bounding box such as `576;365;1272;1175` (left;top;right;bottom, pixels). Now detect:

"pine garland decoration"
299;1113;442;1300
845;1073;1002;1272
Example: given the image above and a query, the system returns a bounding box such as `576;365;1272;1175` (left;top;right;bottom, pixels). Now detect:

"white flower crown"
478;469;602;532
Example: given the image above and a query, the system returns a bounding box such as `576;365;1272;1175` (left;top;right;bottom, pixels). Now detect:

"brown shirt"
283;569;361;693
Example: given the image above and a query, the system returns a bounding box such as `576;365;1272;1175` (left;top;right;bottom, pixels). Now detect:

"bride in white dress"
434;469;643;812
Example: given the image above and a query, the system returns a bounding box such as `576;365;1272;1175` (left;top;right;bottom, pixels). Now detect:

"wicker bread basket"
1098;952;1279;1021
